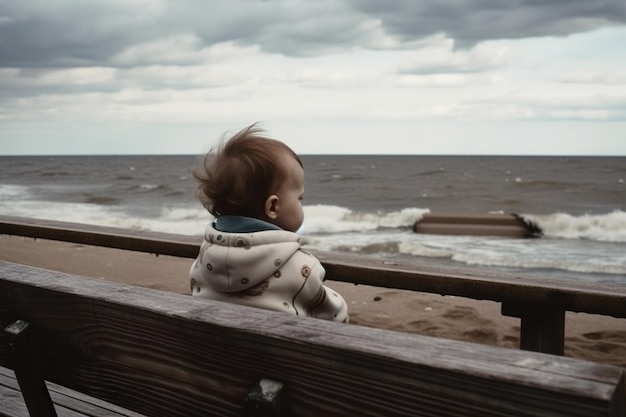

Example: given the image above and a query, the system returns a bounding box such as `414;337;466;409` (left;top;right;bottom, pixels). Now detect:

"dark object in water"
413;213;543;238
512;213;543;238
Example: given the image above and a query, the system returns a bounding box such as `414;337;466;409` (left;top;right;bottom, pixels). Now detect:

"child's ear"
265;195;279;219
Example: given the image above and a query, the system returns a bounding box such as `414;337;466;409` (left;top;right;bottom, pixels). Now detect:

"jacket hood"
194;222;302;293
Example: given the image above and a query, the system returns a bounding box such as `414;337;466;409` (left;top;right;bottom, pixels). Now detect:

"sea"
1;155;625;284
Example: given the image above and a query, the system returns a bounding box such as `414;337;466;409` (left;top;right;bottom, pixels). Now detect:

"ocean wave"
122;183;176;195
0;198;208;237
301;205;428;234
138;183;165;191
307;228;626;276
0;184;31;199
318;174;365;183
102;206;208;236
303;205;625;243
522;210;626;243
450;249;626;275
2;185;623;246
398;233;626;276
0;200;121;227
1;195;623;277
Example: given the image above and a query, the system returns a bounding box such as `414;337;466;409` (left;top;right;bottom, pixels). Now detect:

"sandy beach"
1;234;625;370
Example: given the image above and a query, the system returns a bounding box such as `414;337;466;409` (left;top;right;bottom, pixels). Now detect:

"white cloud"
398;39;512;75
557;71;626;85
112;34;204;67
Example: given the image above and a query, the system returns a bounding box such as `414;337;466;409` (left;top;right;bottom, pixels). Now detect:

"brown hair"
194;123;302;218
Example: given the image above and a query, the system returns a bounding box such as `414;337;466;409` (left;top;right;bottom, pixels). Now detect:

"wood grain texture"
1;261;624;417
0;367;146;417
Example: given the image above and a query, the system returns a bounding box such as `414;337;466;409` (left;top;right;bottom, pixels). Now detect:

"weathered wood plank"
0;367;146;417
1;261;624;417
0;215;199;259
0;368;30;417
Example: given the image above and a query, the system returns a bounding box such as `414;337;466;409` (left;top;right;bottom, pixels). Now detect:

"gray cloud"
0;1;363;67
0;2;156;67
0;0;624;69
137;2;372;58
351;0;626;48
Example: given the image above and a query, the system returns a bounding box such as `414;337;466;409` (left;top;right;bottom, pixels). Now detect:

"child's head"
194;123;305;232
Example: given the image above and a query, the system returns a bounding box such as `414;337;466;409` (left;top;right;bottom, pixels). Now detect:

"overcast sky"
1;0;625;156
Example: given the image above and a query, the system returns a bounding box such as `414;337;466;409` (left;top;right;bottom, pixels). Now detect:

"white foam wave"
304;229;626;277
0;184;30;198
523;210;626;242
132;206;208;236
0;192;207;236
301;205;428;234
0;199;123;227
397;234;626;275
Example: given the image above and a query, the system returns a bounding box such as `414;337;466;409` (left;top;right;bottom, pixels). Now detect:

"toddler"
189;124;349;322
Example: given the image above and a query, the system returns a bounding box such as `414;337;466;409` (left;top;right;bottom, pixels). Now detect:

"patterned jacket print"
189;216;349;323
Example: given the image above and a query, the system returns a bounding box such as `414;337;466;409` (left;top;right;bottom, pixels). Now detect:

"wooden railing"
1;215;625;356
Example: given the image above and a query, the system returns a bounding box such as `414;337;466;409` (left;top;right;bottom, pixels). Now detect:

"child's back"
189;124;349;322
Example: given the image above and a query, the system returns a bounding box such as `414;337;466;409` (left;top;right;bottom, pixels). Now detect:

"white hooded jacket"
189;216;349;322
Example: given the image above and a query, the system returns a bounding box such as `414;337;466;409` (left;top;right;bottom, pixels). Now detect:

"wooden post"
4;320;58;417
501;302;565;355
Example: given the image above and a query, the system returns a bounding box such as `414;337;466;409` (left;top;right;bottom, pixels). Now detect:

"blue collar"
214;215;282;233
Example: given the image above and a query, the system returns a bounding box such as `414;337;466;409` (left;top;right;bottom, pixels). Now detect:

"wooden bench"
1;261;625;417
